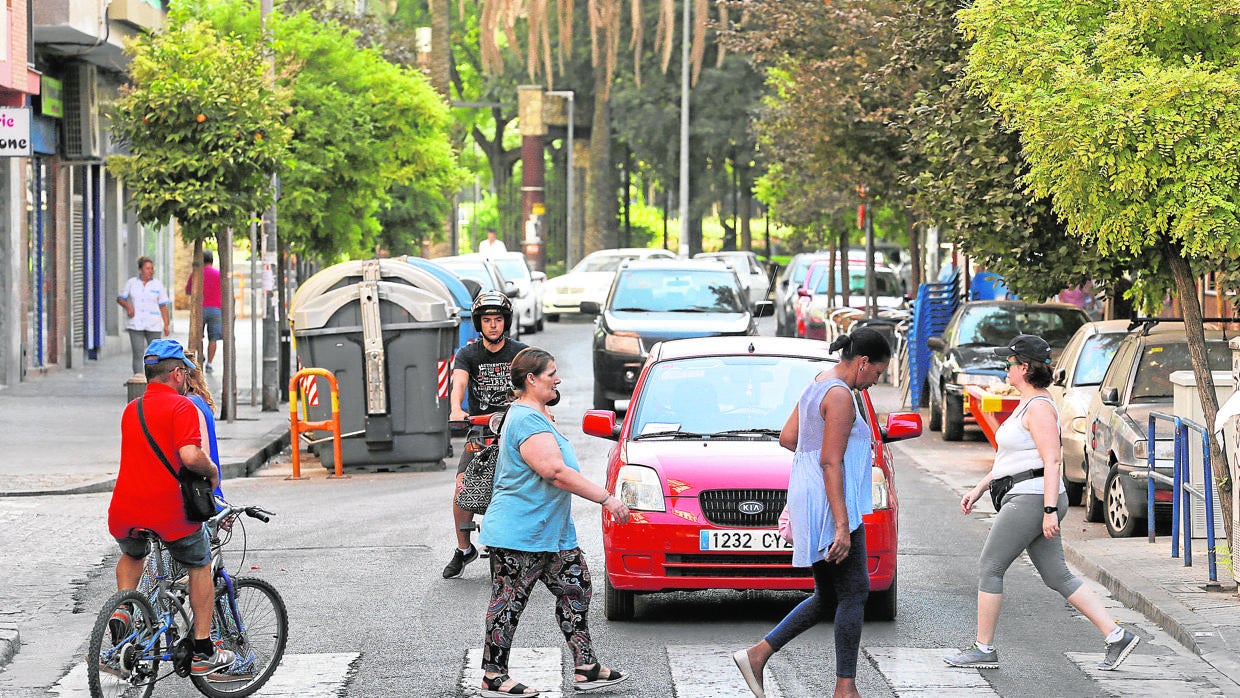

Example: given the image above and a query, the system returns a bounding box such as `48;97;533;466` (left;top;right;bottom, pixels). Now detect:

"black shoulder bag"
137;398;216;522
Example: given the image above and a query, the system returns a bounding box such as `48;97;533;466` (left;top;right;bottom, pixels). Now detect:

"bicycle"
86;500;288;698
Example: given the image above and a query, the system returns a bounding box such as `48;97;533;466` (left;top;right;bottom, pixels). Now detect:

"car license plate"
699;529;792;551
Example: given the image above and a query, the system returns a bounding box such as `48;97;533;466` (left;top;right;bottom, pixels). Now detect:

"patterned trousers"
482;546;596;673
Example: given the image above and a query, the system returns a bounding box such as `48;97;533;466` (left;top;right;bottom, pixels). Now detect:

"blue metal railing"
1144;411;1218;583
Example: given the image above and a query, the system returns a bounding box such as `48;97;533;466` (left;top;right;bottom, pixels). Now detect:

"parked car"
1047;320;1130;503
581;336;923;621
542;247;676;321
1083;321;1231;537
586;259;771;411
693;251;772;309
926;301;1089;441
431;255;523;339
774;252;830;337
800;264;905;340
464;251;546;334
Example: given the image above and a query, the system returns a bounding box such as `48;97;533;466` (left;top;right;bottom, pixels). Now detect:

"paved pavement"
2;333;1240;692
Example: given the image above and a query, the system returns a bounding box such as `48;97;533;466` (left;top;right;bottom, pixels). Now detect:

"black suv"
585;259;772;410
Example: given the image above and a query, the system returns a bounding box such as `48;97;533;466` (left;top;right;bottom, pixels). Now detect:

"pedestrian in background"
734;328;891;698
969;265;1013;301
945;334;1139;671
476;348;631;697
185;249;222;373
478;228;507;258
117;256;171;374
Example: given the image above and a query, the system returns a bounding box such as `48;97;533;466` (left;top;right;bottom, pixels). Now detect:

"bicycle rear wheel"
87;589;161;698
190;577;289;698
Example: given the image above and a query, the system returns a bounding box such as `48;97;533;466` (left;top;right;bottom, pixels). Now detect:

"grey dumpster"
290;259;461;470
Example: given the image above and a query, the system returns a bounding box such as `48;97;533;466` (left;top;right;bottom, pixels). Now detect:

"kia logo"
738;501;765;515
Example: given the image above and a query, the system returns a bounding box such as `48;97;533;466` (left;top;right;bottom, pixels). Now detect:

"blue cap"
143;339;195;369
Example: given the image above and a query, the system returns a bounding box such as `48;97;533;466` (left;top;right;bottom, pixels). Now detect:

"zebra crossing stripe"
462;646;565;697
1065;652;1227;695
50;653;359;697
666;644;785;697
865;647;999;696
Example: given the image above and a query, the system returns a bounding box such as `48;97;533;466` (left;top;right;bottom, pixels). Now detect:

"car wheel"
943;392;964;442
1104;467;1142;538
865;574;897;622
928;388;943;432
604;573;634;621
536;315;545;332
1083;460;1104;522
1063;468;1084;505
593;382;615;412
547;313;560;323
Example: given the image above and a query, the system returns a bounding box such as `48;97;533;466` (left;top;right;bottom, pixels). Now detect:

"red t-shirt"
108;382;204;542
185;265;222;309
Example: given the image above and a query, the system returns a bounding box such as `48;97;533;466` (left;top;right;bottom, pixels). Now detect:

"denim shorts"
203;307;223;342
116;527;212;568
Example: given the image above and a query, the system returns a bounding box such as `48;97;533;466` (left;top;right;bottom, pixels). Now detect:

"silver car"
693;251;772;309
1048;320;1129;504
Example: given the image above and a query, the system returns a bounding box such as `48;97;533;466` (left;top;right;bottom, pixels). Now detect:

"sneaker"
108;606;133;645
205;363;214;373
944;643;999;669
1097;629;1139;671
191;648;238;677
442;546;479;579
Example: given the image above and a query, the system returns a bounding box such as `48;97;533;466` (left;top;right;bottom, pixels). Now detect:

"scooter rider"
445;291;528;579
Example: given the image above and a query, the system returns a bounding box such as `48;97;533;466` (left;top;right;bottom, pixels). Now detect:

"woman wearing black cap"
945;334;1140;672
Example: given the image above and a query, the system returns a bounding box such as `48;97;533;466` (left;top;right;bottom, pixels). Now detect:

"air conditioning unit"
63;63;102;159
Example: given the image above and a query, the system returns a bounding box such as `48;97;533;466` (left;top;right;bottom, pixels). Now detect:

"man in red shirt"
107;339;235;676
185;249;223;373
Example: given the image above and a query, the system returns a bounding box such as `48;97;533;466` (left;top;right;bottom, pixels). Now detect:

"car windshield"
609;269;746;313
440;262;496;291
699;254;761;275
575;254;639;273
490;257;528;282
955;306;1086;347
1131;340;1231;401
791;257;825;285
1071;332;1126;386
809;268;900;297
631;355;833;436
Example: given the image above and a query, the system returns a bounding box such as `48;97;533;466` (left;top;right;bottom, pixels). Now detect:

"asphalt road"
6;314;1238;697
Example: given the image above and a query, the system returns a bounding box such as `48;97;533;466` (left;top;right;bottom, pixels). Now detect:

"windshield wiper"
632;430;709;440
611;307;649;312
667;307;712;313
710;428;782;438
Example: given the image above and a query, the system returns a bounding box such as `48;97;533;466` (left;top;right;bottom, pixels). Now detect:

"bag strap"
137;398;181;481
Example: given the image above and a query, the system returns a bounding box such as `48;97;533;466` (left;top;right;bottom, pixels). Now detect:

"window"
1071;333;1126;387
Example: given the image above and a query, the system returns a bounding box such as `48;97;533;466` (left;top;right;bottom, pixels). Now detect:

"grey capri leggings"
978;491;1082;597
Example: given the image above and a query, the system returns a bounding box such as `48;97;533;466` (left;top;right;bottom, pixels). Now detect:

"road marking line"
1065;652;1227;696
866;647;999;695
667;644;785;698
51;652;359;697
463;646;564;698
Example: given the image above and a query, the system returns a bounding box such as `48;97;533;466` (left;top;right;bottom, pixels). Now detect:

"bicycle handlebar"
211;498;275;526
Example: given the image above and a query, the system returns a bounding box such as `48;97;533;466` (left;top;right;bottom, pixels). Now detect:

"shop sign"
0;108;32;157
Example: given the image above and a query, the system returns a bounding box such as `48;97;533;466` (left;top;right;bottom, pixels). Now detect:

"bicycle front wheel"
87;589;161;698
190;577;289;698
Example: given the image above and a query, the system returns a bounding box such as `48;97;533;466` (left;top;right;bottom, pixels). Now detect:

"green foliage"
108;18;288;241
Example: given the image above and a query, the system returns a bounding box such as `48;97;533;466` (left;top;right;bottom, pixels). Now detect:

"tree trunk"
739;168;752;252
428;0;451;98
585;88;617;252
189;240;204;365
1167;246;1234;547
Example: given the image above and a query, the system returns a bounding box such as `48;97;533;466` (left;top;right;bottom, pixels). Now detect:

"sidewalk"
871;383;1240;689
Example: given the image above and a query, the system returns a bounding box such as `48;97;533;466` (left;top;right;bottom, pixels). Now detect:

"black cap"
994;334;1052;364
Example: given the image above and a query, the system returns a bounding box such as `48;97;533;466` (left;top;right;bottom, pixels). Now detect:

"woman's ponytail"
831;327;892;363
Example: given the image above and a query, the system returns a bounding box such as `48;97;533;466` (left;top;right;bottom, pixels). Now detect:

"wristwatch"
1043;506;1058;514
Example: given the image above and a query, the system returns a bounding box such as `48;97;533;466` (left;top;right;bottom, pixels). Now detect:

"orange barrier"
964;384;1021;449
288;368;347;480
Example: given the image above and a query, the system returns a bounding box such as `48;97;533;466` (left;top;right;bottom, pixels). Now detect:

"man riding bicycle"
445;291;527;578
107;339;235;676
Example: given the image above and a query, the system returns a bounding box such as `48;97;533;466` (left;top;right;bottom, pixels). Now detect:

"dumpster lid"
291;281;457;332
291;258;458;315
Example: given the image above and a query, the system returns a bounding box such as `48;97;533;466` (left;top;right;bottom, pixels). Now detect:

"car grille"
665;553;811;578
699;489;785;527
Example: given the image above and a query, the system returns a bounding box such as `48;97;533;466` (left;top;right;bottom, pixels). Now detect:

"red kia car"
582;336;922;621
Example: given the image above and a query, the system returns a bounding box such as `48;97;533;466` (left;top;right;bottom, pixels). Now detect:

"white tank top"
990;394;1066;496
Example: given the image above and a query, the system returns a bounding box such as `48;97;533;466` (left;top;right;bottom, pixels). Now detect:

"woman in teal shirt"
477;348;632;698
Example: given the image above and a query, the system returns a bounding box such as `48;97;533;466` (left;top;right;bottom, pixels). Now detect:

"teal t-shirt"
478;404;580;552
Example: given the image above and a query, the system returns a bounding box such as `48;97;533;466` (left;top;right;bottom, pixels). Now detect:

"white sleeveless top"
990;394;1066;496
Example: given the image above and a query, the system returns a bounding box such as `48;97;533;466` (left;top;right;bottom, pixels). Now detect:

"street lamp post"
678;0;690;258
546;91;575;270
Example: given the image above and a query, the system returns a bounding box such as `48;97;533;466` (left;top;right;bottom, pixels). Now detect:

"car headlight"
1133;439;1175;462
871;467;889;511
956;373;1003;388
617;464;665;512
604;331;642;355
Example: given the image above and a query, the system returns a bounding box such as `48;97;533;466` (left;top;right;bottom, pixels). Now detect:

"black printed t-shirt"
453;338;528;416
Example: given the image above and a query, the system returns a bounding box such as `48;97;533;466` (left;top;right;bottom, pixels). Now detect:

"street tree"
108;16;288;379
961;0;1240;541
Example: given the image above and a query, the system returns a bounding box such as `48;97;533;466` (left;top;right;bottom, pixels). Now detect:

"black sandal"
574;664;629;692
481;674;540;697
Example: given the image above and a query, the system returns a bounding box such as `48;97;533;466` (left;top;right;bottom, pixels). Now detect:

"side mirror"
882;412;923;443
780;279;789;290
582;410;620;440
580;300;601;315
1101;387;1120;406
1052;367;1067;387
797;288;812;298
926;336;946;352
504;280;525;298
753;301;775;318
531;271;547;282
